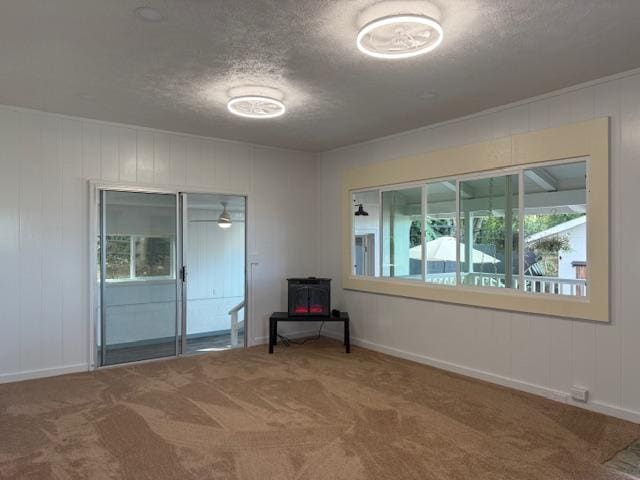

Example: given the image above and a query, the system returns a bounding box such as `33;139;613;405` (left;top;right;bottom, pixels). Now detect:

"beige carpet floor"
1;338;638;480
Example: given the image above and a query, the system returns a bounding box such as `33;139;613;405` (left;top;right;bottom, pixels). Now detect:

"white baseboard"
2;328;320;382
0;364;89;384
323;331;640;424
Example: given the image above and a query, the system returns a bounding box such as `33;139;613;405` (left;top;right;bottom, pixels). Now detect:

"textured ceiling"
1;0;640;152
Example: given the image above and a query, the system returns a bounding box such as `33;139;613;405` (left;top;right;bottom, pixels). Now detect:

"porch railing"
424;272;587;297
228;300;245;347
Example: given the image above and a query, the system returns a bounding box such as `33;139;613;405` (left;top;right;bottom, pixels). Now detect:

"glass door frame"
89;181;249;370
179;192;249;356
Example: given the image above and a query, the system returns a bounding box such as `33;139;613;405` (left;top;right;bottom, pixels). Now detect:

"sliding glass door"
181;193;246;354
98;190;178;366
96;188;247;367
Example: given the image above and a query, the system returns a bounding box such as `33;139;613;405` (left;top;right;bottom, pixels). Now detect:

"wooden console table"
268;312;350;354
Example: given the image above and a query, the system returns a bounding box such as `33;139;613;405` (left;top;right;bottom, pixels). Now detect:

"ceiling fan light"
227;95;286;119
218;202;232;228
357;14;443;59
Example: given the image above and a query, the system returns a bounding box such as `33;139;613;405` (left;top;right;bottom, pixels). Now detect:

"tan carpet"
1;338;638;480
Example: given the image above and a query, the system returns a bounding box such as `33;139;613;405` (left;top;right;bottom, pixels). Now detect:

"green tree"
409;220;422;247
524;213;583;237
410;218;456;247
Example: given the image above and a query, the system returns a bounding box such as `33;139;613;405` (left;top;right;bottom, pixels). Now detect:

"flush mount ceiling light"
217;202;232;229
134;6;164;22
357;14;443;59
227;96;286;119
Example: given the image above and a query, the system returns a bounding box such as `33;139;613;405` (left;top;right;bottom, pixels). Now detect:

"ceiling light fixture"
217;202;232;229
227;95;286;119
134;6;164;22
357;14;443;59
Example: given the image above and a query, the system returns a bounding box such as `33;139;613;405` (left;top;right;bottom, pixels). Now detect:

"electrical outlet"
570;386;589;403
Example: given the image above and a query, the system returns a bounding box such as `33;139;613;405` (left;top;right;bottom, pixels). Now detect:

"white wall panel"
153;133;171;185
41;116;64;369
489;313;511;378
18;112;43;372
169;134;187;186
227;143;252;194
318;70;640;421
82;122;101;181
0;109;21;375
136;131;154;184
213;141;230;189
0;106;317;382
100;125;118;181
618;74;640;412
185;137;204;187
543;317;570;394
61;119;85;367
592;80;622;407
118;127;137;183
201;140;218;188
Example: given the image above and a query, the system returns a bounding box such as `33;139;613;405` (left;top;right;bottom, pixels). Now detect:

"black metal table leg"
269;318;276;353
344;318;350;353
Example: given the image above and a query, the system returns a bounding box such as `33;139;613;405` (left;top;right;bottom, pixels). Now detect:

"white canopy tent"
409;236;499;264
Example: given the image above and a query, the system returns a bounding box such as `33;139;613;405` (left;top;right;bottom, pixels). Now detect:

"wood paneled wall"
318;70;640;422
0;106;319;382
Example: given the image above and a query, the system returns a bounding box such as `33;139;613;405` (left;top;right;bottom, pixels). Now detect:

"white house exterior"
526;216;587;284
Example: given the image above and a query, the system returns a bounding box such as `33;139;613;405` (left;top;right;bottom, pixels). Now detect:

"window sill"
343;274;600;321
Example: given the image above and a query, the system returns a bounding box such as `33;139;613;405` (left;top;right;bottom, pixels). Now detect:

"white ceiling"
2;0;640;152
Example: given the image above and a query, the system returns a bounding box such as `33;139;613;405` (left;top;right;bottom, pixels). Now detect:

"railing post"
228;300;244;347
230;311;238;347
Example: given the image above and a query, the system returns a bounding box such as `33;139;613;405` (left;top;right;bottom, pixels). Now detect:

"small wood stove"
287;278;331;317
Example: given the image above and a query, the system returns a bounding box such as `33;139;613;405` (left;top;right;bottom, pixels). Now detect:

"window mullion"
518;170;525;292
455;179;461;287
504;176;513;288
378;189;383;278
130;236;136;280
421;184;426;282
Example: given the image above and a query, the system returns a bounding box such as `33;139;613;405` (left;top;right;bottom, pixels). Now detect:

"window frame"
352;158;587;296
104;234;176;283
342;118;608;322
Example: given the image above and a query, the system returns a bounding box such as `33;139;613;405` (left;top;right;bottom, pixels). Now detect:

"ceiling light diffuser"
357;14;443;59
227;96;286;119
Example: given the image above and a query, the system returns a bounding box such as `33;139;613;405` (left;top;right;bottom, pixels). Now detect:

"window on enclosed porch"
424;180;457;285
458;174;520;289
381;186;423;280
523;160;587;297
